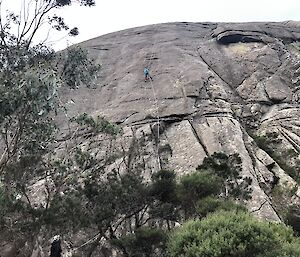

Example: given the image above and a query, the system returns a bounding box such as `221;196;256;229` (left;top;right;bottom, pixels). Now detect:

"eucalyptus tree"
0;0;101;254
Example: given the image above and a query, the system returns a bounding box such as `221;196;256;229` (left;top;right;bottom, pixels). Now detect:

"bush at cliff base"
167;210;300;257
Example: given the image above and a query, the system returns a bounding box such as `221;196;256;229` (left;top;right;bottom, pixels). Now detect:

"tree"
168;210;300;257
150;169;177;203
0;0;99;184
148;170;181;227
196;196;246;218
0;0;95;48
176;171;222;218
111;227;167;257
0;0;100;255
198;152;253;200
49;152;252;256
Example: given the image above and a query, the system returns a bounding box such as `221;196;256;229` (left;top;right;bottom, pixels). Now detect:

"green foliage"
270;185;300;234
111;228;167;257
149;170;180;224
179;170;221;200
196;196;246;218
198;153;253;200
57;165;249;256
148;201;180;225
61;47;100;88
176;171;222;218
0;0;95;47
44;189;91;231
19;151;252;256
285;205;300;235
0;186;10;225
74;147;98;171
0;45;100;177
0;47;59;161
261;131;300;234
151;169;177;203
252;132;300;183
0;1;101;249
71;112;122;136
252;132;282;152
83;168;151;231
178;171;222;199
150;153;252;223
168;210;300;257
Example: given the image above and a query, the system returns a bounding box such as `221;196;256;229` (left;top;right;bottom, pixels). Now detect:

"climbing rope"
144;24;161;170
149;71;160;153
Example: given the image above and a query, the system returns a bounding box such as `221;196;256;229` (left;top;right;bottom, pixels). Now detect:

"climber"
50;235;62;257
144;67;153;82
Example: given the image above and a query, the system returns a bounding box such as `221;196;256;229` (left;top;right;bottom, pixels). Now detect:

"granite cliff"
61;21;300;221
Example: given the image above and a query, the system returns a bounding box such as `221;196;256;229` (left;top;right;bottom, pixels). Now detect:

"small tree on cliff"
198;152;253;201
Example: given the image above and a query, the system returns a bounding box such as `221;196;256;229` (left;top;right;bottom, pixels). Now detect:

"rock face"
62;22;300;221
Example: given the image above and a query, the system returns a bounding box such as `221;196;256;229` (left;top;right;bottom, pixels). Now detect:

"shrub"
177;171;222;217
111;227;167;257
177;171;222;200
196;196;246;218
197;153;252;200
252;133;300;183
151;170;178;203
168;210;300;257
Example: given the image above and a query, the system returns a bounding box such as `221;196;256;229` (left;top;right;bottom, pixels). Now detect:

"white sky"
2;0;300;50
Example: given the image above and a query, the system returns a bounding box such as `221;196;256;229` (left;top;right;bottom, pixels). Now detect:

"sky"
2;0;300;50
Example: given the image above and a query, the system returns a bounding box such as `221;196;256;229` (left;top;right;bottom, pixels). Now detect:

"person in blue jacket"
144;67;153;82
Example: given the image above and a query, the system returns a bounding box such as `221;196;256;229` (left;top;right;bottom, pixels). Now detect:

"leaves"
69;27;79;36
55;0;96;7
168;210;300;257
48;15;69;31
111;227;167;257
71;113;122;136
60;47;100;88
198;153;253;200
0;0;101;245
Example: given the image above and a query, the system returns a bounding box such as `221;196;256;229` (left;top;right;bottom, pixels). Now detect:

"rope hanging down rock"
144;25;161;170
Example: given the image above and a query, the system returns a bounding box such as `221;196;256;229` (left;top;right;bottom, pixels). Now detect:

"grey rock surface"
61;22;300;221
